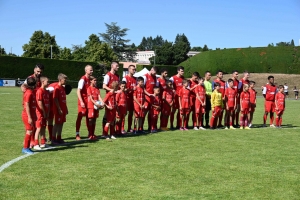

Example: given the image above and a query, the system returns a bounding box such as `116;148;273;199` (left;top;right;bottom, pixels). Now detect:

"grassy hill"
180;46;300;77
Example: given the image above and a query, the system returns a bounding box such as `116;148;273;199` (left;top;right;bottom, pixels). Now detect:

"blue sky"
0;0;299;56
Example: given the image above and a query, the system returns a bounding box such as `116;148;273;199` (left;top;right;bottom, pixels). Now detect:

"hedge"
180;46;300;77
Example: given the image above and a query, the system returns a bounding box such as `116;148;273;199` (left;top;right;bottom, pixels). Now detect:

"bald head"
85;65;93;76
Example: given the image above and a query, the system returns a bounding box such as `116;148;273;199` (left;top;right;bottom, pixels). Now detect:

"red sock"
218;110;223;126
34;139;39;146
263;114;267;124
47;125;53;139
240;116;244;127
41;137;46;145
92;124;96;136
121;118;125;131
210;117;215;128
76;113;83;132
23;133;31;148
279;118;282;126
103;126;109;136
276;118;279;126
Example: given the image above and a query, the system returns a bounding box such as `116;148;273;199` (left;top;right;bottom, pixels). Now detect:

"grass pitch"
0;87;300;199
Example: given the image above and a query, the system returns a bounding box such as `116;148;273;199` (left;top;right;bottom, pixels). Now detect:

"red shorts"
226;107;235;113
78;98;88;115
22;114;35;131
180;108;190;115
54;114;66;124
162;103;172;115
241;108;250;115
151;108;160;116
36;114;47;128
173;95;180;109
250;103;256;113
117;105;127;118
127;96;134;111
106;108;116;123
134;105;145;118
265;101;275;113
276;109;284;116
195;104;205;114
88;108;99;119
212;106;222;117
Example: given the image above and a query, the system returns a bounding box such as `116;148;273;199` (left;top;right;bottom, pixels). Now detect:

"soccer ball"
94;101;104;110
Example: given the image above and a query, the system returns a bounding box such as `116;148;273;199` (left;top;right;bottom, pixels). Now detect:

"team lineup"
20;62;286;154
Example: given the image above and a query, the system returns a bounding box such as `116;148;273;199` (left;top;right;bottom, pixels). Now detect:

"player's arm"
240;94;243;111
144;89;154;97
77;79;85;107
262;86;267;98
102;75;113;92
179;94;182;110
38;100;46;118
25;101;33;125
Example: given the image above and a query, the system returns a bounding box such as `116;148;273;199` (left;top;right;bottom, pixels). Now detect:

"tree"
59;47;73;60
202;44;209;51
138;35;165;51
150;41;173;65
291;39;295;46
172;34;191;65
22;30;60;58
0;47;7;55
99;22;131;61
191;46;203;51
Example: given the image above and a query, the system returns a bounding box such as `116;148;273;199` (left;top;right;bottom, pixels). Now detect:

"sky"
0;0;299;56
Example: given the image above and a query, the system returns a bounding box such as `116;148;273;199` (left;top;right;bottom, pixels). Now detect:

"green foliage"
22;30;60;59
59;47;73;60
136;64;178;75
180;46;300;77
150;41;174;65
0;47;7;55
172;34;191;65
138;35;165;50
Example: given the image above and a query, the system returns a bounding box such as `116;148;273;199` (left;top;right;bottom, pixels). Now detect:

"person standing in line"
212;70;226;128
210;82;223;129
178;79;191;131
239;84;251;129
248;81;257;128
115;81;127;135
224;78;237;130
157;68;168;129
75;65;93;140
161;80;174;131
194;77;206;130
262;76;277;128
188;72;199;130
203;71;212;128
275;85;285;128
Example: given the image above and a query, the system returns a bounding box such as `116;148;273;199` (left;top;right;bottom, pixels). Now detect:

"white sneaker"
199;126;206;130
110;135;117;139
40;144;49;148
193;127;199;130
248;123;252;128
270;124;276;128
33;145;42;150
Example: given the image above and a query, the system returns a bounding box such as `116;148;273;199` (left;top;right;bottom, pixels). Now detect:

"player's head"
120;81;126;91
58;73;68;85
137;76;144;87
243;83;249;91
111;81;119;91
40;76;49;87
85;65;93;76
243;70;250;79
216;70;223;79
166;80;173;89
232;70;239;80
249;81;255;88
205;71;211;81
160;68;168;78
227;78;234;87
150;66;159;76
182;79;188;87
192;72;200;81
214;82;220;90
278;85;284;92
128;65;136;75
267;75;274;85
25;77;36;90
177;66;184;76
34;63;44;78
198;77;204;85
153;86;160;95
89;76;97;86
111;61;119;72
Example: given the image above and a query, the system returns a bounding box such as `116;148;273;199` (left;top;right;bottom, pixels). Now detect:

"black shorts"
284;92;289;95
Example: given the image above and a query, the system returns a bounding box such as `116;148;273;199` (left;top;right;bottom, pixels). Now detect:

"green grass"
1;87;300;199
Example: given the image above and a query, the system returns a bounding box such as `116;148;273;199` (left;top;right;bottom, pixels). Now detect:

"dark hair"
192;72;200;77
111;61;119;65
152;66;159;72
128;65;135;69
160;68;167;74
166;80;172;85
137;76;144;82
216;70;223;74
268;75;274;80
89;76;96;80
249;81;256;85
232;70;238;74
214;82;220;87
198;77;204;81
278;85;284;89
243;70;249;74
120;81;126;85
177;66;184;71
228;78;233;83
26;77;36;87
182;79;188;84
35;63;44;70
205;71;211;75
153;86;160;90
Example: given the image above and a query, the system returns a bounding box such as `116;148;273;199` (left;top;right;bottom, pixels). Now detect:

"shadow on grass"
248;124;299;129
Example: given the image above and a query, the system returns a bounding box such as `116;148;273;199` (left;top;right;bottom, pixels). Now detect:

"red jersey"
232;79;239;93
144;73;157;94
103;91;116;109
22;89;37;120
116;91;127;106
53;84;67;114
151;95;161;115
239;78;250;93
214;79;226;97
87;86;100;109
36;87;50;115
263;84;277;101
249;88;256;104
225;87;237;107
240;91;250;109
78;75;90;98
163;88;175;104
179;87;190;109
195;85;206;103
189;79;198;98
104;72;119;93
275;92;285;110
157;77;167;95
27;74;41;89
123;75;136;97
133;86;145;105
170;75;184;95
